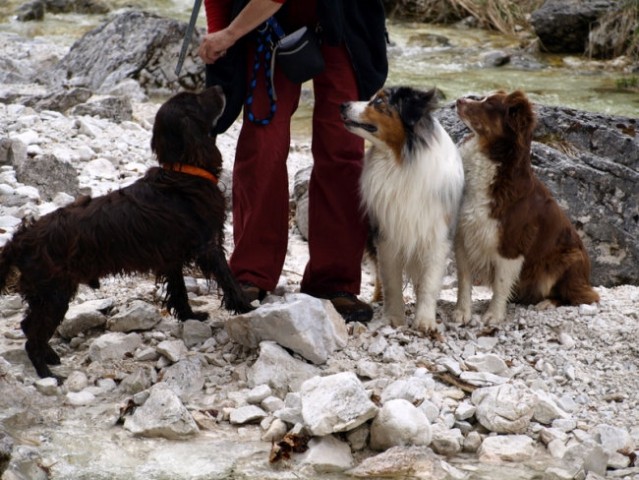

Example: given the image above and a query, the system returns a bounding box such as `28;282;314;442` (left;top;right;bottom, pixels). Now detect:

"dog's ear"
505;91;536;138
151;107;186;164
394;87;437;129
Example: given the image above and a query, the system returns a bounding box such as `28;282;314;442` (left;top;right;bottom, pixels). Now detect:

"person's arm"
199;0;284;64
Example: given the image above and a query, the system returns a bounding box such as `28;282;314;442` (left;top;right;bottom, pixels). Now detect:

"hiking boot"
319;292;373;323
241;282;267;303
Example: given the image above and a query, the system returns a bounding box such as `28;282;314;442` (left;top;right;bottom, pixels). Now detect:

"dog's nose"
340;103;349;115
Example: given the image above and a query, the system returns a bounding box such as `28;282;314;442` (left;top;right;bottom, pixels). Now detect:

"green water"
0;1;636;140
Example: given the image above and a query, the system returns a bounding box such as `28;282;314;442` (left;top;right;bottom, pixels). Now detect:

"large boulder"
530;0;616;54
49;10;205;94
436;102;639;287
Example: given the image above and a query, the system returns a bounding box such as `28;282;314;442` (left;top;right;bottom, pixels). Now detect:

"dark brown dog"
454;90;599;324
0;86;252;380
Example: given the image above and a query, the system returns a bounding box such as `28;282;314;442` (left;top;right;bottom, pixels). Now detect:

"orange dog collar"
162;164;218;184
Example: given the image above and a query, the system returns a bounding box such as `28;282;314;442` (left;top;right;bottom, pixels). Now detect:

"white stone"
181;320;212;348
65;390;96;406
301;372;378;436
579;304;598;316
298;435;354;473
229;405;268;425
35;377;59;396
465;353;509;376
124;383;198;439
247;384;272;404
261;418;287;443
430;426;463;456
106;300;161;332
247;341;319;396
460;371;509;386
478;435;537;463
261;396;285;413
88;332;142;362
156;339;188;363
226;293;347;364
472;383;538;434
59;298;112;339
65;370;89;393
533;390;569;425
369;399;431;451
455;401;476;421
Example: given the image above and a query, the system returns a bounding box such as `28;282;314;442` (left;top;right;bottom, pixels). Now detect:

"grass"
587;0;639;60
446;0;544;35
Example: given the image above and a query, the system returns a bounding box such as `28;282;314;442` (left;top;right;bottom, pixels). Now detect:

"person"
199;0;388;323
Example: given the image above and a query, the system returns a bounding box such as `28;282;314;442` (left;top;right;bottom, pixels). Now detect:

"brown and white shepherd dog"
454;90;599;324
0;86;253;381
341;86;464;332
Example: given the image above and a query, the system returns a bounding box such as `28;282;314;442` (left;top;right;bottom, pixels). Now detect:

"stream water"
1;0;637;124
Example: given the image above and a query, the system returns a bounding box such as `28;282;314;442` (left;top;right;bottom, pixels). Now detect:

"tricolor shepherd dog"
341;86;464;333
454;90;599;324
0;86;253;381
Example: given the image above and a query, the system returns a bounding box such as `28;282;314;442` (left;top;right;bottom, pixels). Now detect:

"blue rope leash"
245;17;286;126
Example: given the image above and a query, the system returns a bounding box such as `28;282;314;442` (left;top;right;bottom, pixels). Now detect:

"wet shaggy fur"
454;90;599;324
341;86;464;332
0;86;252;380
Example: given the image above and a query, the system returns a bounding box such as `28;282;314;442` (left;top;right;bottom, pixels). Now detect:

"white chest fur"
456;137;502;279
359;121;464;261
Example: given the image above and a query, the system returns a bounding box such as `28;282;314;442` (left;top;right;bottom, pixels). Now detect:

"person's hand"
199;29;236;64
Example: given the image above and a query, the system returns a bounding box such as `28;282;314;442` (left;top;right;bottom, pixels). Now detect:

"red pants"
229;42;367;295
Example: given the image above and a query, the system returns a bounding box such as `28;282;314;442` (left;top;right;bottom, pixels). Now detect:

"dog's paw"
453;308;472;324
414;315;437;333
481;309;505;325
535;299;556;311
384;314;405;328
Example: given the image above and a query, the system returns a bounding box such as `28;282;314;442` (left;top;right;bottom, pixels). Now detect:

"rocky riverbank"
1;15;639;480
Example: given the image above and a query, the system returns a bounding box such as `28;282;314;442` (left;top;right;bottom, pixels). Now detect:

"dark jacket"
318;0;388;100
207;0;388;132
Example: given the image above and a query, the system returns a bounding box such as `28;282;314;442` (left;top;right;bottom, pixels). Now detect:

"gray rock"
14;153;80;202
478;435;538;463
23;87;92;113
227;293;347;364
124;383;199;439
118;366;157;395
58;298;112;339
347;446;462;479
247;341;319;396
49;10;204;94
229;405;267;425
563;441;609;477
88;332;142;362
301;372;379;436
181;319;212;348
472;383;538;434
161;356;206;399
430;427;463;456
106;300;161;333
15;0;45;21
156;339;188;363
69;95;132;123
530;0;616;55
